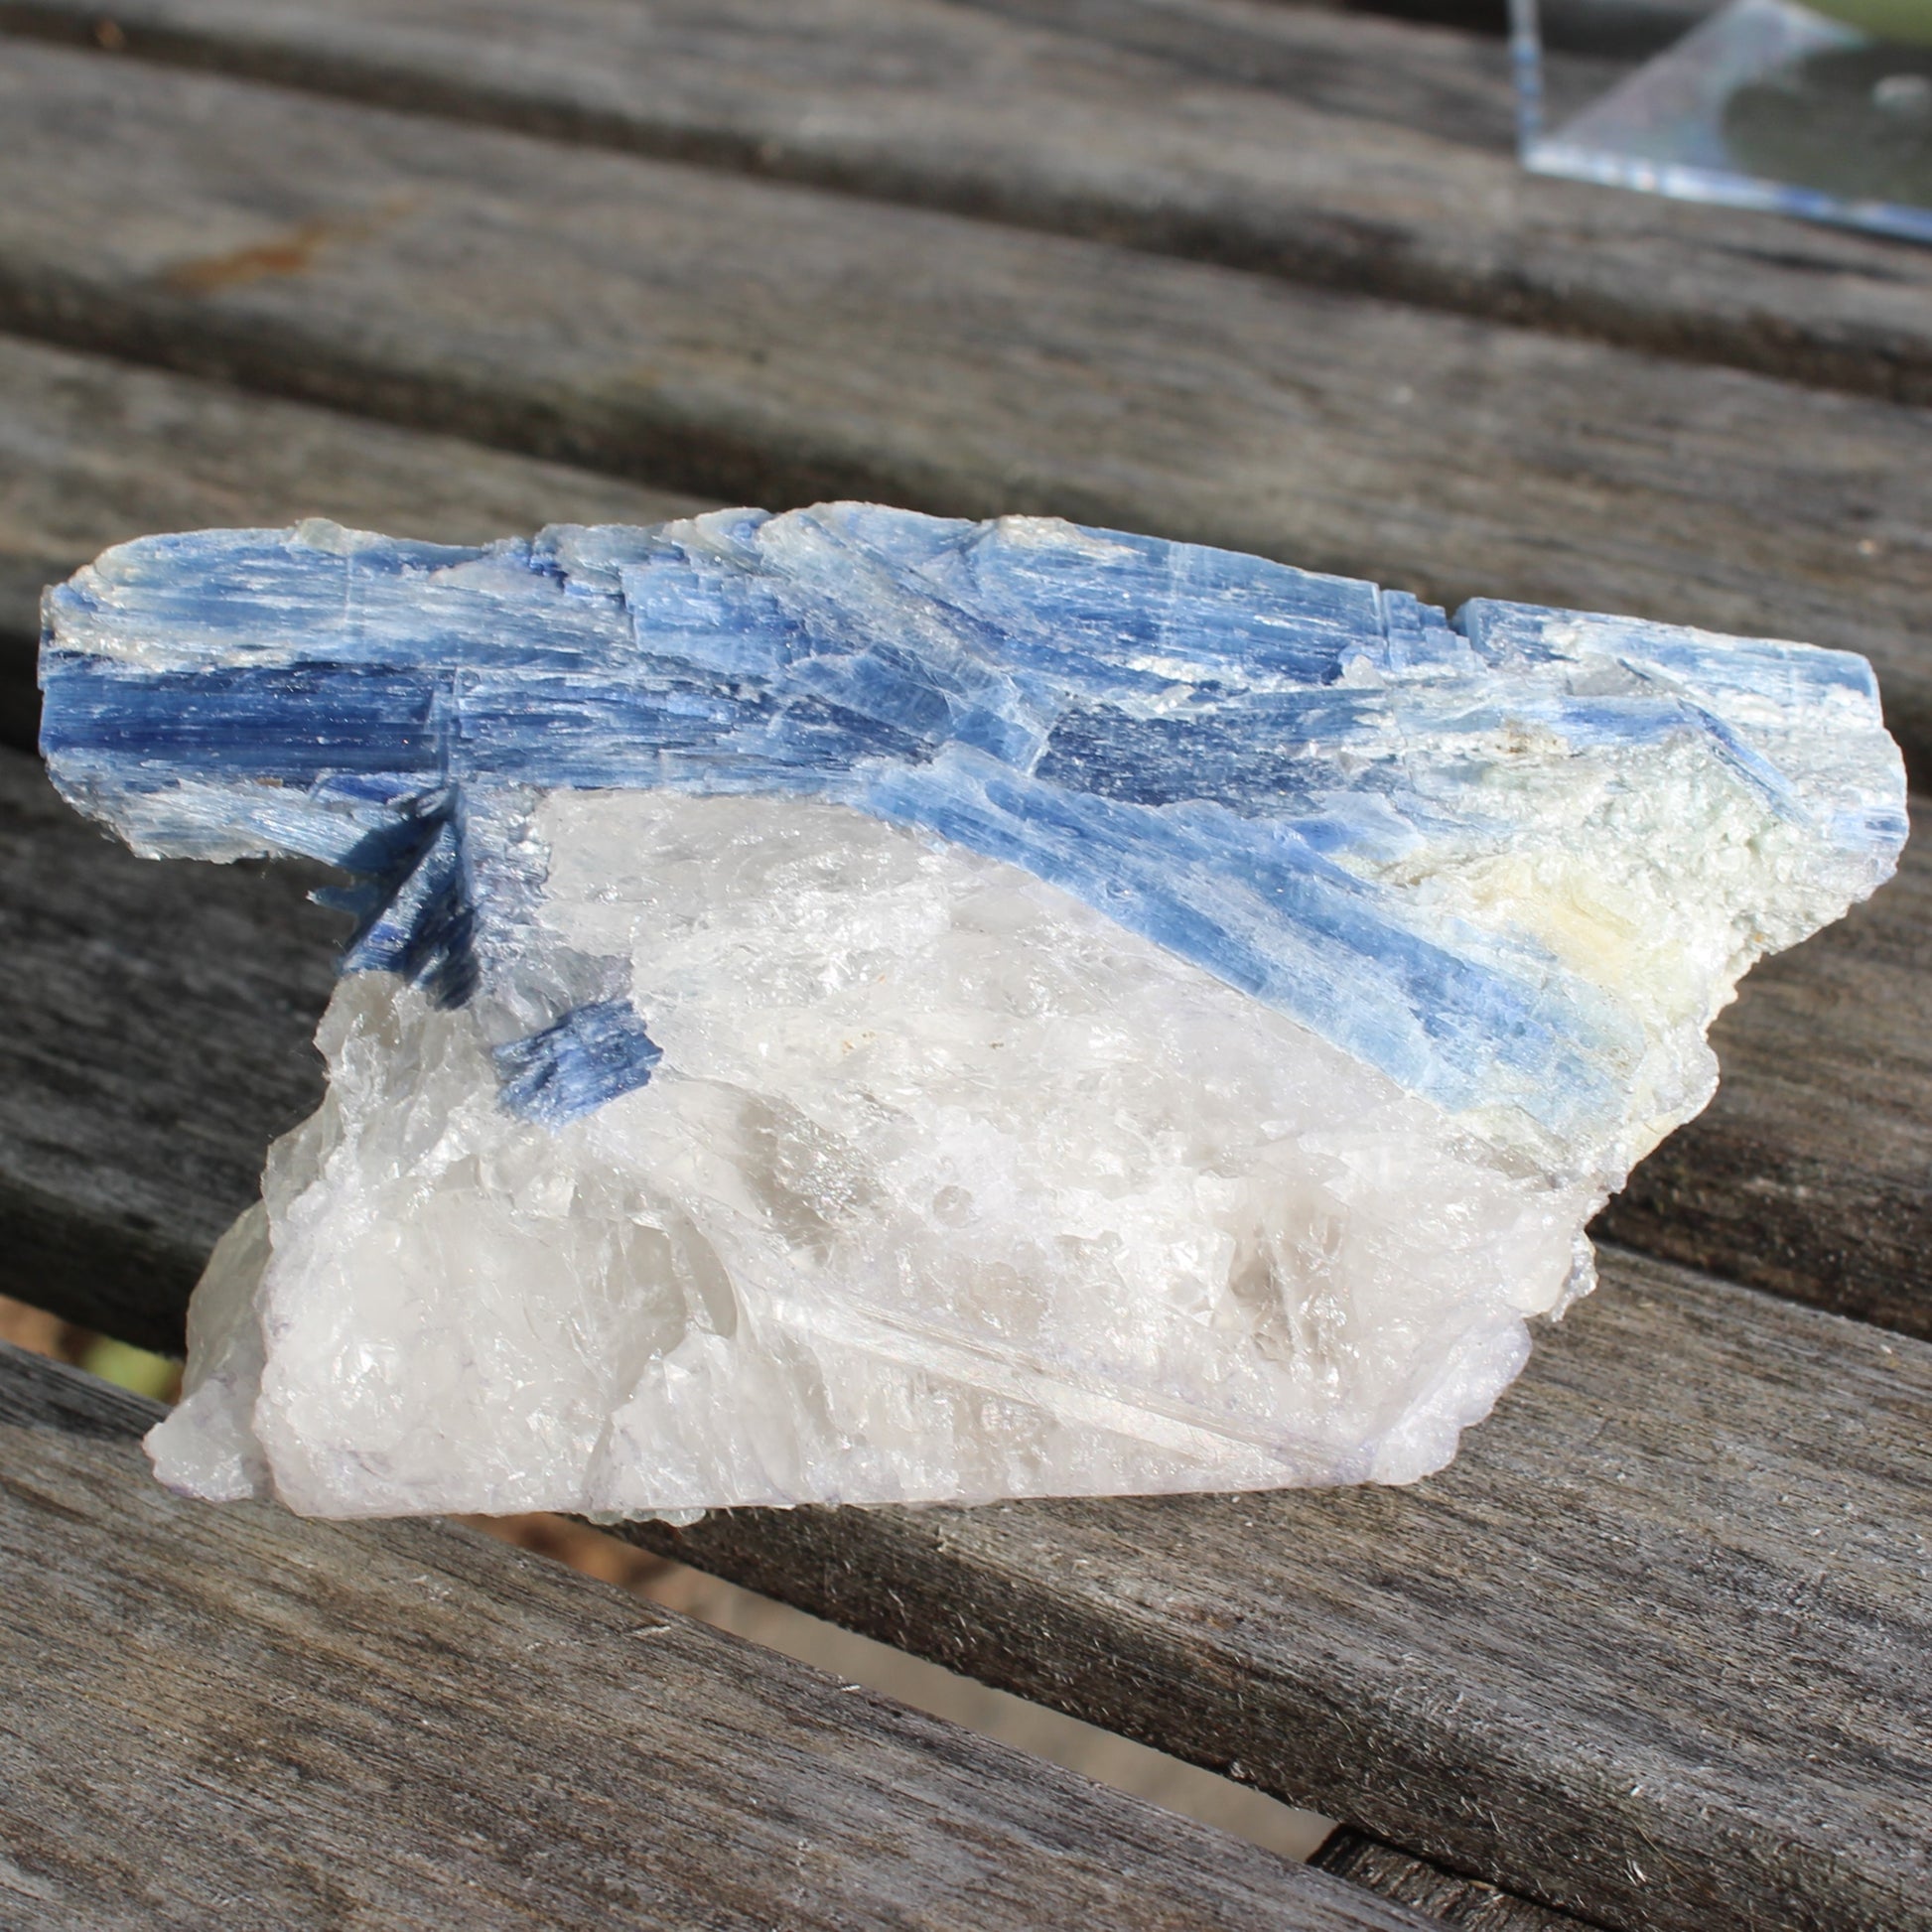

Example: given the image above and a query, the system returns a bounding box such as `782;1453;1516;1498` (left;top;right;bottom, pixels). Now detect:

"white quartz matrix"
37;506;1906;1518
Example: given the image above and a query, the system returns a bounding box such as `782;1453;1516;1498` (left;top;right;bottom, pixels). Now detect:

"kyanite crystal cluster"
40;505;1905;1519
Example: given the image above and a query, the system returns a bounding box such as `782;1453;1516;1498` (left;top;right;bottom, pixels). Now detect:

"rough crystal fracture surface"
39;505;1906;1518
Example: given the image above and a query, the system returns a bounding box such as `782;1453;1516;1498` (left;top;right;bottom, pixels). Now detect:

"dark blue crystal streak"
494;999;665;1126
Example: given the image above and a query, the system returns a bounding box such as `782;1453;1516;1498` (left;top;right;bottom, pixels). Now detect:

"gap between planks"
0;1341;1419;1932
619;1248;1932;1932
1311;1834;1604;1931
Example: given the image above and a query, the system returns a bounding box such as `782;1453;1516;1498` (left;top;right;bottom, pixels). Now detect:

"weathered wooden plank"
624;1250;1932;1932
918;0;1624;123
0;747;340;1354
1311;1833;1591;1930
0;1343;1419;1932
966;0;1531;134
0;0;1538;158
982;0;1656;82
1;48;1929;782
0;334;705;750
1;0;1927;411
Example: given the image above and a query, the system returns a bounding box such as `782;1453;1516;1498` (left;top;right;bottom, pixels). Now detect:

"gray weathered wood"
979;0;1637;93
2;46;1930;781
0;333;705;749
0;748;341;1354
0;0;1539;158
2;0;1926;410
963;0;1538;137
622;1249;1932;1932
0;1342;1421;1932
1312;1833;1592;1931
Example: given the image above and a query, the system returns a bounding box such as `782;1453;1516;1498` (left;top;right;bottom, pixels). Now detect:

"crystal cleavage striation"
39;505;1906;1518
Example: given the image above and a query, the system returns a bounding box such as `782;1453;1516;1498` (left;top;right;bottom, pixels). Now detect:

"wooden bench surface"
1;1340;1417;1932
5;0;1932;408
0;5;1927;1928
634;1254;1932;1931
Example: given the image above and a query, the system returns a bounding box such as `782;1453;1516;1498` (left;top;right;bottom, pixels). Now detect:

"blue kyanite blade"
39;503;1906;1145
493;998;664;1127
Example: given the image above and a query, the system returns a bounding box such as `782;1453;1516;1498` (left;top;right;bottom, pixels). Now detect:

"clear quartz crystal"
39;505;1905;1519
153;796;1597;1514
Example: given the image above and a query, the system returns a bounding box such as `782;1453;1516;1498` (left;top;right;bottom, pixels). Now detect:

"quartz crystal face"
39;505;1906;1518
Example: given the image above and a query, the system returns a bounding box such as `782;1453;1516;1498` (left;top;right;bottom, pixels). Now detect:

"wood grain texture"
1;0;1926;410
0;1343;1420;1932
961;0;1540;137
0;47;1929;782
0;749;341;1353
0;0;1540;159
622;1250;1932;1932
1311;1834;1593;1930
0;334;706;750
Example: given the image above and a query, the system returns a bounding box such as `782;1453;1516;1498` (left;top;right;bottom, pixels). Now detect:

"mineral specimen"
40;505;1905;1519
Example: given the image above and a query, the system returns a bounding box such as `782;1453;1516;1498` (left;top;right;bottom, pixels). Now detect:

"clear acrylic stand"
1510;0;1932;243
